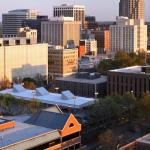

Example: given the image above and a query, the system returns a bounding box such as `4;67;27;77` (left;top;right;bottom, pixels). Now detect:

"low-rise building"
0;106;82;150
18;27;37;40
107;66;150;97
78;45;86;58
0;85;95;109
120;133;150;150
0;37;48;82
80;39;97;56
79;55;100;71
55;72;107;98
48;46;78;78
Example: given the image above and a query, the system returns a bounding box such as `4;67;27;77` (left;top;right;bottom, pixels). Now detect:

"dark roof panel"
25;111;70;130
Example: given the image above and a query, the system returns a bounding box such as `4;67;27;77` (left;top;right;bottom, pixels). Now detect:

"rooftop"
56;74;107;84
109;66;150;75
0;85;95;109
0;121;59;149
25;110;70;130
50;16;74;22
137;133;150;145
54;4;85;8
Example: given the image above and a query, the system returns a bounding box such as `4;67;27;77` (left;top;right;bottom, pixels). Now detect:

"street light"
94;92;99;103
131;90;134;96
55;87;59;93
73;96;77;113
32;90;36;100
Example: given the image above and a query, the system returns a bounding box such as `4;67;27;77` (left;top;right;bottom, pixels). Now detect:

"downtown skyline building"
41;17;80;47
119;0;144;19
2;9;39;37
110;16;147;54
53;4;85;29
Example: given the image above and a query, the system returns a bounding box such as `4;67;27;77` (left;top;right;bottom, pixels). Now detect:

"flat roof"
0;121;59;149
109;66;147;74
0;88;95;109
56;75;107;84
54;4;85;8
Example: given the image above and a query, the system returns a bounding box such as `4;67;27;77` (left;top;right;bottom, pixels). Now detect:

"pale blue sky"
0;0;150;21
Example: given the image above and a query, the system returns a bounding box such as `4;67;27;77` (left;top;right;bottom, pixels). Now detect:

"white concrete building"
0;37;48;82
53;4;85;28
110;16;147;54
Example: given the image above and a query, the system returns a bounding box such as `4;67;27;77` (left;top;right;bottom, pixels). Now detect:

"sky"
0;0;150;21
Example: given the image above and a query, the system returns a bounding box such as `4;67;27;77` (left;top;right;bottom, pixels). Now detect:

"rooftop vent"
61;90;75;100
36;87;49;96
13;84;26;93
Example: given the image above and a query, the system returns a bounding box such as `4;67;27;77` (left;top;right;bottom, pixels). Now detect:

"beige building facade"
41;17;80;47
0;38;48;82
18;27;37;40
110;17;147;54
48;46;78;77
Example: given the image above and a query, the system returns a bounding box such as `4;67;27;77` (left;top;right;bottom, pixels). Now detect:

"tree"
137;92;150;122
28;99;41;113
23;78;36;90
97;51;147;74
0;77;11;90
98;129;118;150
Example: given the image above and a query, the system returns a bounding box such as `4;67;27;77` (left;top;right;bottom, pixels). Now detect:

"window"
75;143;80;149
26;39;31;44
69;123;74;128
62;132;80;142
15;40;20;45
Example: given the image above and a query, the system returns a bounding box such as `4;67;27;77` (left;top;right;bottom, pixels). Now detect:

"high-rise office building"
2;9;39;37
41;17;80;47
119;0;144;19
110;17;147;54
53;4;85;28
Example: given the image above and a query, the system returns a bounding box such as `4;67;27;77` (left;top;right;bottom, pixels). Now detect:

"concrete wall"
0;43;48;82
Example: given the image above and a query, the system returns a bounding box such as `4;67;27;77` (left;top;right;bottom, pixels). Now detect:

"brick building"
107;66;150;97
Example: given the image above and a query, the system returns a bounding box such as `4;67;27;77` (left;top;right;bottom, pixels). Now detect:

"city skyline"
0;0;150;21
